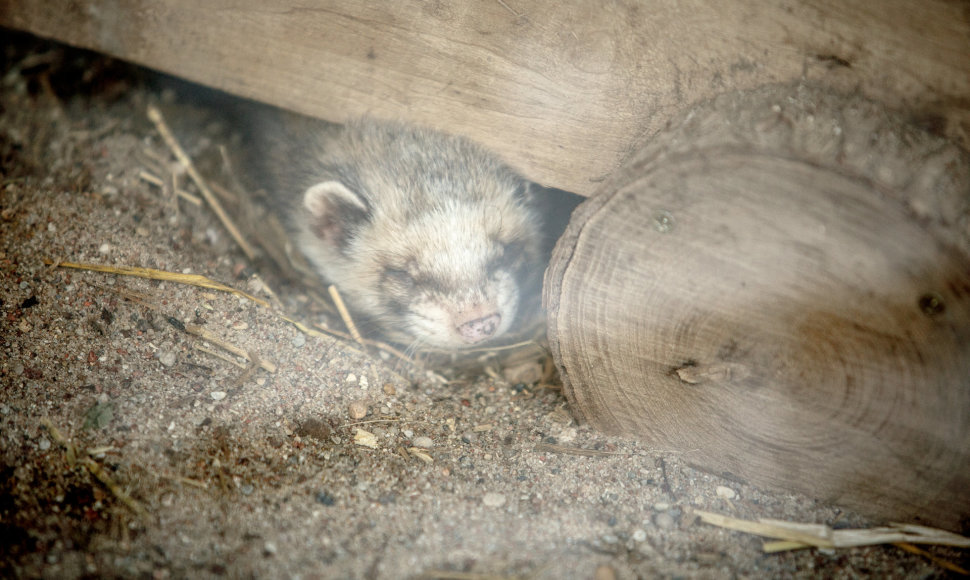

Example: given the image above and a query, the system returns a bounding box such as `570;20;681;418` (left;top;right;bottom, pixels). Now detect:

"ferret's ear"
302;181;371;248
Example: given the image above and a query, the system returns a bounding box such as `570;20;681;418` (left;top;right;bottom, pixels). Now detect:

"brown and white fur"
250;112;543;351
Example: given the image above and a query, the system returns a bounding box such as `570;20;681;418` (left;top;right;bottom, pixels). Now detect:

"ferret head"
292;122;542;350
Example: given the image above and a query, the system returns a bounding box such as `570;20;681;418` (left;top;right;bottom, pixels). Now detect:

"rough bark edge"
545;80;970;429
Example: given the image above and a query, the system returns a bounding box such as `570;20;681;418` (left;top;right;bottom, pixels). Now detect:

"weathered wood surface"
545;83;970;531
1;1;968;195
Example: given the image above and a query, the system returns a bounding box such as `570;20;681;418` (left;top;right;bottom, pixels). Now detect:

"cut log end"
545;83;970;531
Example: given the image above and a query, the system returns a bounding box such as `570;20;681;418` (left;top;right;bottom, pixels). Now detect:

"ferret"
248;111;544;351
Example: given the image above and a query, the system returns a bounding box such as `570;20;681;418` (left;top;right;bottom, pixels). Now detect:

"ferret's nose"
457;313;501;343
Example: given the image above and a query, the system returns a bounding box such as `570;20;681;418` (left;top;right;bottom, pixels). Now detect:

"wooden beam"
1;1;968;195
545;83;970;531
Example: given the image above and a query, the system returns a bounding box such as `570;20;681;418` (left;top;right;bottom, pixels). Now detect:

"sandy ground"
1;33;966;579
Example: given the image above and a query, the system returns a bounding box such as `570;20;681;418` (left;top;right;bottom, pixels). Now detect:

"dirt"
0;33;965;579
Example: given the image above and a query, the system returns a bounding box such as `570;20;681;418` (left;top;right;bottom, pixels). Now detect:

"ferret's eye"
383;267;414;289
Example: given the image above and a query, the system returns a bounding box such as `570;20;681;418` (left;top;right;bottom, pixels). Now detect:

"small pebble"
239;483;255;495
412;436;433;449
82;402;114;430
653;501;670;511
383;383;396;396
482;492;506;507
359;375;369;389
632;529;647;542
594;565;617;580
263;542;277;557
38;437;51;451
654;512;675;529
98;243;112;254
210;391;227;401
345;373;357;384
354;429;379;449
556;427;578;443
502;361;542;385
291;333;306;348
715;485;737;500
409;448;433;464
348;401;368;420
158;350;177;367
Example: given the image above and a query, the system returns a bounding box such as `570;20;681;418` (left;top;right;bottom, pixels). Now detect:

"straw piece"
41;418;150;520
185;324;276;373
696;510;970;550
47;259;269;307
328;284;364;345
147;104;256;261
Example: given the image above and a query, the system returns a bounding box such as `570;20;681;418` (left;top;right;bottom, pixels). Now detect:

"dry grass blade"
534;443;625;457
50;258;410;372
83;459;150;519
328;284;364;345
314;289;415;365
185;324;276;373
424;562;551;580
424;572;525;580
146;104;257;261
41;418;150;520
696;510;970;551
137;169;164;187
47;259;269;307
194;343;247;369
893;542;969;575
447;338;544;355
361;337;413;364
138;169;203;206
339;419;405;429
282;315;331;339
408;447;434;464
160;474;209;489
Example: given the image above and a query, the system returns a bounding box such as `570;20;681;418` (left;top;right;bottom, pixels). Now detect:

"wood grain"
545;83;970;530
1;1;968;195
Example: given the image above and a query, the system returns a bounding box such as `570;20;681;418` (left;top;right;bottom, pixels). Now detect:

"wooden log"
544;82;970;531
1;1;968;196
